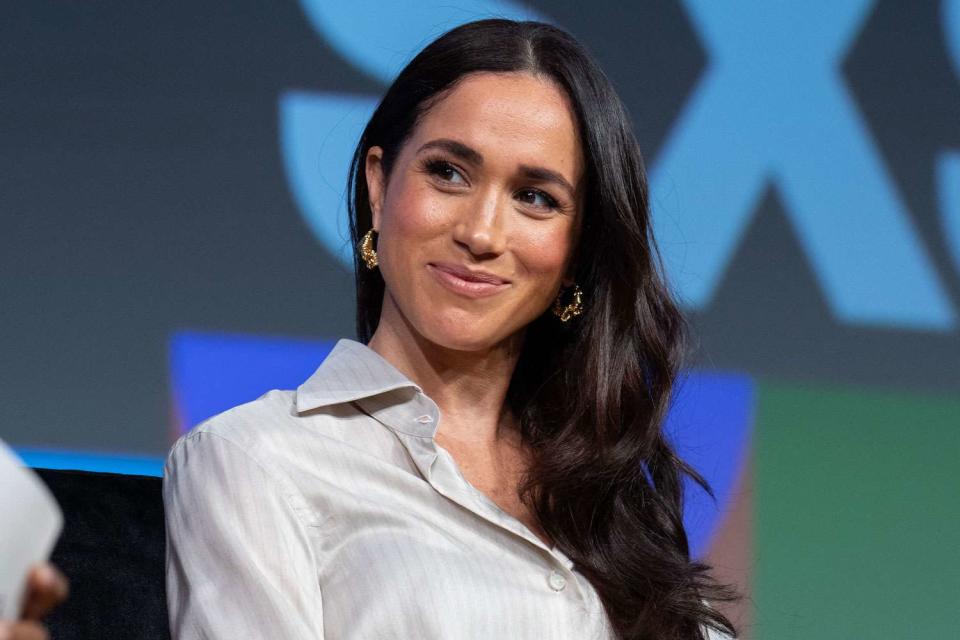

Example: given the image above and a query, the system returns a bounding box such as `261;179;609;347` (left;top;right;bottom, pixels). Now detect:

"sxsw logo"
280;0;960;332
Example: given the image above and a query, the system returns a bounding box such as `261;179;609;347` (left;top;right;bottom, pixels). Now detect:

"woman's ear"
365;145;386;230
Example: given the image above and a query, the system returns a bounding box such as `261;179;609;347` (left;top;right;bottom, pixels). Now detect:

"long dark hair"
345;18;738;640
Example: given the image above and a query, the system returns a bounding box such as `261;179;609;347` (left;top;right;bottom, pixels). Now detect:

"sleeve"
701;599;737;640
705;624;736;640
162;430;325;639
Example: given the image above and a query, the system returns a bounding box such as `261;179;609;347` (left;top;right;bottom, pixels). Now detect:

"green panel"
754;381;960;639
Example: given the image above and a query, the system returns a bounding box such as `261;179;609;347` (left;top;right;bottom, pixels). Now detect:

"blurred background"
3;1;959;637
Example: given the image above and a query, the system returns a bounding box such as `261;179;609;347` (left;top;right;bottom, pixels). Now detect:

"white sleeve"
163;430;325;639
701;599;737;640
705;624;736;640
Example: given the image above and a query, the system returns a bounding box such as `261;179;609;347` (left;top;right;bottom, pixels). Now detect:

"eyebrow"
416;138;577;198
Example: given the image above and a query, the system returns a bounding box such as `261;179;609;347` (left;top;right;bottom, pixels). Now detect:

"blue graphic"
169;330;337;432
651;0;955;330
939;154;960;275
295;0;544;85
939;0;960;275
285;0;958;331
946;0;960;78
17;447;164;476
281;92;378;266
282;0;546;267
666;372;755;559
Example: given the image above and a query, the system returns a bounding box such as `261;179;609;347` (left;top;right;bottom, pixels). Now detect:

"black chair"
33;468;170;640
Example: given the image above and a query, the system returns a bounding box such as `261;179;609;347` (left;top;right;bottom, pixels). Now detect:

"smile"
426;263;511;299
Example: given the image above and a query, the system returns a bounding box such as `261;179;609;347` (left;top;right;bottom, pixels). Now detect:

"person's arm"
163;430;324;639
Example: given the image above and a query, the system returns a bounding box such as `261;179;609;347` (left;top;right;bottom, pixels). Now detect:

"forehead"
410;72;585;186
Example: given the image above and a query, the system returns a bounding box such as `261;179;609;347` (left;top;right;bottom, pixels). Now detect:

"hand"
0;563;69;640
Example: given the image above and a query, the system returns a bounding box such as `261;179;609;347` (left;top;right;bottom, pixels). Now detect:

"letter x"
651;0;955;330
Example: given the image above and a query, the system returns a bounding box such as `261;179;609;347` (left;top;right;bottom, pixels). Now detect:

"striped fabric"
163;338;729;639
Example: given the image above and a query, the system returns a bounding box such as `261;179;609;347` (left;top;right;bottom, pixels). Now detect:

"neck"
367;293;524;449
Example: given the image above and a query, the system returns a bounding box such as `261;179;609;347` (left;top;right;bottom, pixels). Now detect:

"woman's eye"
517;188;559;211
425;159;467;185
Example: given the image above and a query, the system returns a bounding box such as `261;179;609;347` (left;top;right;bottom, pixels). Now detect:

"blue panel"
665;370;755;559
169;330;338;432
16;446;164;477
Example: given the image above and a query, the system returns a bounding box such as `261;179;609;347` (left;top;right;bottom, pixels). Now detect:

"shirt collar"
295;338;441;439
296;338;422;412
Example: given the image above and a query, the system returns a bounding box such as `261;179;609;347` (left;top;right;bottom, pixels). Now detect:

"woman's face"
366;71;585;352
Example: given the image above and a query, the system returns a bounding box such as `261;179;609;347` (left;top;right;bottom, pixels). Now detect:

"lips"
428;262;510;285
426;262;511;299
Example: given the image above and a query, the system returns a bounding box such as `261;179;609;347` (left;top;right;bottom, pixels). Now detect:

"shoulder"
163;389;324;522
176;388;299;452
164;386;381;480
164;389;304;488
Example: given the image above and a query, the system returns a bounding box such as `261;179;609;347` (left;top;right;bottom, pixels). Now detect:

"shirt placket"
429;443;586;603
356;390;586;603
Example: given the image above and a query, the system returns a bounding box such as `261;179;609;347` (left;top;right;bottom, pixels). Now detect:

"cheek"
376;181;450;301
515;224;574;283
381;182;448;242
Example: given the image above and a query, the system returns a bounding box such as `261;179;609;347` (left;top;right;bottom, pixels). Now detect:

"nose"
451;188;507;258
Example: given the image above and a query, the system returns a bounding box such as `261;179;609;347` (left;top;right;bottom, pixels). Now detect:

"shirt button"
548;570;567;592
415;415;434;423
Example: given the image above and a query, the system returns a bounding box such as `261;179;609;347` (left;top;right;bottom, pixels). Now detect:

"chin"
424;327;500;353
418;311;515;353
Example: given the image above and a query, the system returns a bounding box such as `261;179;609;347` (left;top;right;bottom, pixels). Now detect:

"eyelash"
420;156;562;212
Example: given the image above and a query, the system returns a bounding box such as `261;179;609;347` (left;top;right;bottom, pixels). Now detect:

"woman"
164;18;737;640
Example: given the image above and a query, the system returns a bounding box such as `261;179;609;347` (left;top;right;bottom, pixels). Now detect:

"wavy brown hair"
345;18;738;640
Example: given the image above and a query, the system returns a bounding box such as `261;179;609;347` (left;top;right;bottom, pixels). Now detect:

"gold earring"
359;228;378;269
552;282;584;322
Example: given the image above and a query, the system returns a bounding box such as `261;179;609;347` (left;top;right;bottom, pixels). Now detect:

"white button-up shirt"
163;338;728;639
